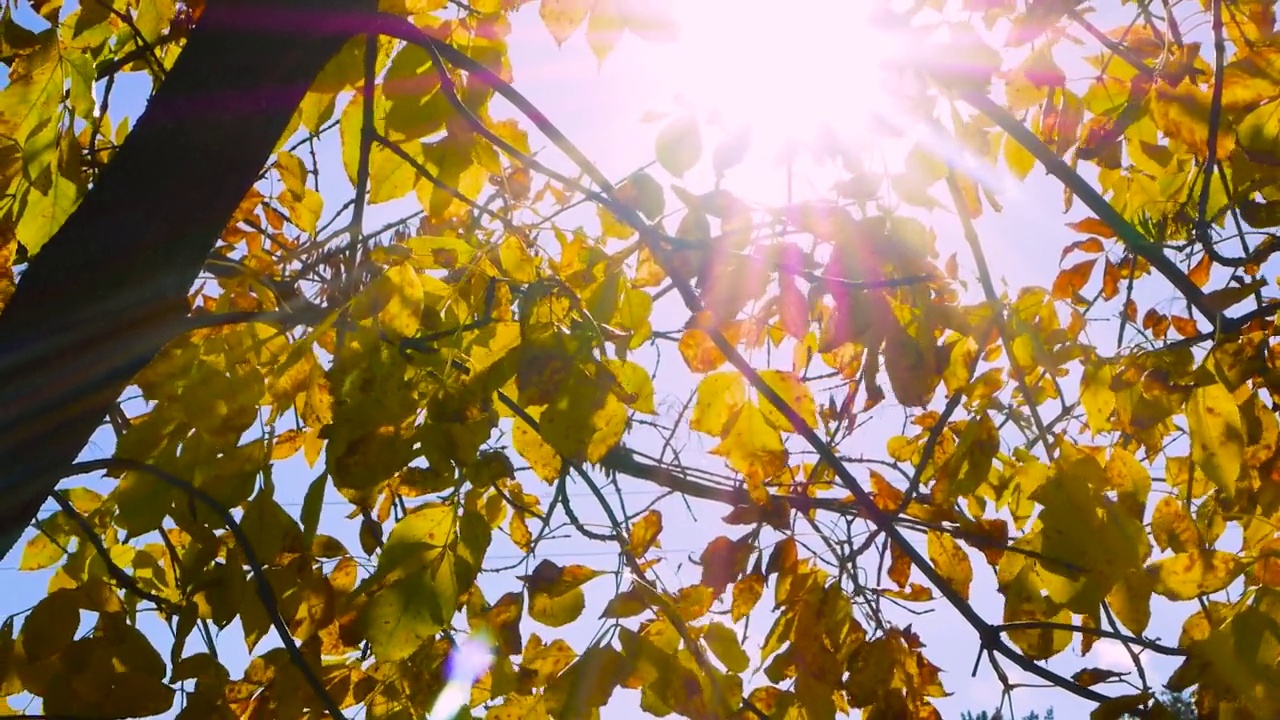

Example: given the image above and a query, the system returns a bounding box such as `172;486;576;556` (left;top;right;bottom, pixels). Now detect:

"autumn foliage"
2;0;1280;719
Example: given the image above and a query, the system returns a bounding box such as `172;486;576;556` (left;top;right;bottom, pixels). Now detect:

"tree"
0;0;1278;719
962;709;1054;720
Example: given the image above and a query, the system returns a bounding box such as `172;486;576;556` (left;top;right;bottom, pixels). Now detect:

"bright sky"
0;2;1196;719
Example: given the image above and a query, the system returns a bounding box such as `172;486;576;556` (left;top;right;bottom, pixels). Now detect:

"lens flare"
427;631;495;720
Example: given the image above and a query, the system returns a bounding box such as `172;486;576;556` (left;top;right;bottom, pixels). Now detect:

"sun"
656;0;912;164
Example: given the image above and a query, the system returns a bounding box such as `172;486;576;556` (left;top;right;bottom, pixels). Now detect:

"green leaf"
655;116;702;177
1186;382;1244;496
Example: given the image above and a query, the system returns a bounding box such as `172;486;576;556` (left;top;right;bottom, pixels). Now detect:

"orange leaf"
628;510;662;558
1170;315;1199;338
1059;236;1105;262
1066;217;1117;238
1188;252;1212;288
1051;258;1098;300
888;540;911;589
1101;258;1121;300
678;328;727;373
1142;308;1170;340
700;535;752;596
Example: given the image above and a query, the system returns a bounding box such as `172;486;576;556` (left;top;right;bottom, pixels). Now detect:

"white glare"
426;632;495;720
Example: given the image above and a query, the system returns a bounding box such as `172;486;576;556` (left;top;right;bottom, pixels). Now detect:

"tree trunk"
0;0;373;559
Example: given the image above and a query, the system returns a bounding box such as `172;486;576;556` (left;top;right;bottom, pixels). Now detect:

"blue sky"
0;2;1204;718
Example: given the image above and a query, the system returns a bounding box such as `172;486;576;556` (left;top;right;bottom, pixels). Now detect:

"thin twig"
50;491;178;612
944;168;1052;458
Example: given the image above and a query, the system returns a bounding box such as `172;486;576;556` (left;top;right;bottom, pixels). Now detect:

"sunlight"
656;0;911;162
426;631;494;720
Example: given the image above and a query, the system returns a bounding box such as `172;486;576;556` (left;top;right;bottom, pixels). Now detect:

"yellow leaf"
756;369;817;432
1236;100;1280;165
628;510;662;557
377;262;424;337
521;560;601;627
510;511;532;553
1147;550;1244;600
586;0;626;63
1106;567;1152;635
673;585;715;621
539;0;590;45
1203;279;1266;313
710;403;788;493
1152;81;1237;160
1151;496;1199;553
1186;382;1244;496
513;408;562;483
600;586;652;619
271;429;305;460
731;573;764;622
927;530;973;601
499;234;538;283
20;527;66;571
360;504;481;661
702;622;749;673
303;427;324;468
21;589;80;662
603;358;656;414
540;377;627;464
655;115;702;177
690;371;747;437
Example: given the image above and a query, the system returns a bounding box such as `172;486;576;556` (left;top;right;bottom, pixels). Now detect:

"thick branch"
0;0;374;559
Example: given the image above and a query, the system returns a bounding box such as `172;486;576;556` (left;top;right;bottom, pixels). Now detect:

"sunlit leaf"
756;369;817;432
655;115;702;177
702;622;749;673
927;530;973;601
1147;550;1244;600
539;0;590;45
627;509;662;557
1186;382;1245;496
